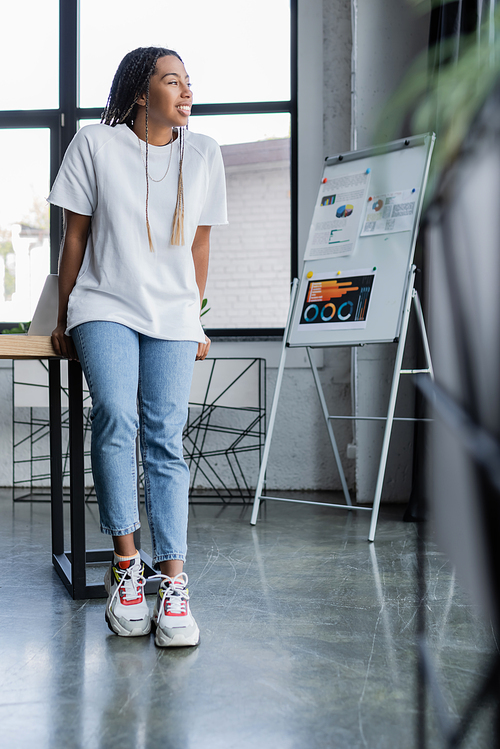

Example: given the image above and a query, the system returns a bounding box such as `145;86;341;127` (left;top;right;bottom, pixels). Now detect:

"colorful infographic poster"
298;269;376;331
361;188;419;236
304;171;371;260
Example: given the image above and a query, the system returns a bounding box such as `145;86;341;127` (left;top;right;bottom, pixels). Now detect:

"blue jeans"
71;322;197;566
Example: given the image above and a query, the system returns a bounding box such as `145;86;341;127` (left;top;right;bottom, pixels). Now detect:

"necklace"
137;133;175;182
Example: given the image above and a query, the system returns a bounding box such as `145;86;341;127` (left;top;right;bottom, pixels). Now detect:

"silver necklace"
137;133;175;182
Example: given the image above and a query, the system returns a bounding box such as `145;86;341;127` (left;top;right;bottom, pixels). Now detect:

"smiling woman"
137;56;193;137
48;46;228;647
100;49;197;249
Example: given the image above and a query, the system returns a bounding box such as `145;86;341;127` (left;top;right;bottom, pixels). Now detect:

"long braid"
143;53;161;251
101;47;186;249
102;53;158;126
170;126;185;246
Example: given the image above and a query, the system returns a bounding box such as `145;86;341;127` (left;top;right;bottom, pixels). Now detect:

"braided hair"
101;46;186;250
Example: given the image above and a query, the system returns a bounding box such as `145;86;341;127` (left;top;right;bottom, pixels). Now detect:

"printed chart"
361;188;419;236
305;171;371;260
298;269;376;331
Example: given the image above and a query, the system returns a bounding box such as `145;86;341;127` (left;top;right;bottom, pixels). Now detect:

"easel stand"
250;266;434;541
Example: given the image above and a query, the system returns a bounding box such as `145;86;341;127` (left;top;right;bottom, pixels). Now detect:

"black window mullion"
59;0;78;154
190;102;293;116
50;124;62;274
0;111;59;128
78;101;293;122
290;0;298;281
52;0;78;272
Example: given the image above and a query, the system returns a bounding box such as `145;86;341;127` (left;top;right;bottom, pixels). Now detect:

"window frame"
0;0;298;338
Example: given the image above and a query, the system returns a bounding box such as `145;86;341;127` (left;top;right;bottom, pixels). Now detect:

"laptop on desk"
28;274;58;336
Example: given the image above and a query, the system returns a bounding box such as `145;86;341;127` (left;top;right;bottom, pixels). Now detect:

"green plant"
381;2;500;203
1;322;30;334
200;297;210;318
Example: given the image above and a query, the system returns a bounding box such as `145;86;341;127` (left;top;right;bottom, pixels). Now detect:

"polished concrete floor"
0;489;496;749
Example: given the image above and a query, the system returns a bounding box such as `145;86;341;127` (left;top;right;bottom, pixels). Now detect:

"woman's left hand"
196;335;211;361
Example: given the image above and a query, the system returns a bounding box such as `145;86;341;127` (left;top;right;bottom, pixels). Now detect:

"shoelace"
110;563;146;609
148;572;189;620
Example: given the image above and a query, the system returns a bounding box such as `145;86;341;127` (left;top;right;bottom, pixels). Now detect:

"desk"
0;336;155;599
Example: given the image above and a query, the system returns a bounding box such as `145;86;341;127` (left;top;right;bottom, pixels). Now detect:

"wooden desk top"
0;335;58;359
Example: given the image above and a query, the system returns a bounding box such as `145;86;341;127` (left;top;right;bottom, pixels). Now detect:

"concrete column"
353;0;430;502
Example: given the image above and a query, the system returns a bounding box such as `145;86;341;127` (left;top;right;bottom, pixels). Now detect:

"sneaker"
153;573;200;647
104;556;151;637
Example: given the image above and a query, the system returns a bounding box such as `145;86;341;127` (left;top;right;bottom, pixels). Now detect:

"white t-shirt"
48;123;227;343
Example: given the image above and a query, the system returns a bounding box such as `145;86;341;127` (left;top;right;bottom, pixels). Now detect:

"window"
0;0;297;335
189;114;292;329
0;1;59;111
79;0;291;107
0;130;51;323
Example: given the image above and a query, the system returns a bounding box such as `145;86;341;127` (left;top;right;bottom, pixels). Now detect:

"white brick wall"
204;140;291;329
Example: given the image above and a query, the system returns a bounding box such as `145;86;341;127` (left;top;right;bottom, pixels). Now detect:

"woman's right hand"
51;323;78;360
52;209;90;361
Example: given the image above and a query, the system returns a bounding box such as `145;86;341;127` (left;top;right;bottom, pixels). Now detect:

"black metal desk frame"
48;358;156;599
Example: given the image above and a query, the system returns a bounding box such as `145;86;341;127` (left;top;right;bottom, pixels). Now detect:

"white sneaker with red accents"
104;556;151;637
153;573;200;647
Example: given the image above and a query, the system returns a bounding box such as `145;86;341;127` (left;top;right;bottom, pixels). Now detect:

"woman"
49;47;227;647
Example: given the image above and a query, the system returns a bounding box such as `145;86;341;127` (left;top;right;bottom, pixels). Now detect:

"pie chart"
337;301;354;321
303;304;319;322
373;199;384;212
336;204;354;218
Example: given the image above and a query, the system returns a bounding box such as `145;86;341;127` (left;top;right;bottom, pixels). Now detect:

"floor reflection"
1;491;496;748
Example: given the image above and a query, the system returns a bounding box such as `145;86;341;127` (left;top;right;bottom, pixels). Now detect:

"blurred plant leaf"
1;322;30;334
200;297;210;318
380;5;500;203
406;0;456;15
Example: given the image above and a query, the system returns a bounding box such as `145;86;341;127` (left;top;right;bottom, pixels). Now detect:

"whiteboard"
288;133;435;347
